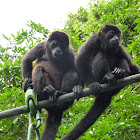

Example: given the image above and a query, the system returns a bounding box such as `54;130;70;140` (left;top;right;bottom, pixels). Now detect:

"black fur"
22;31;79;140
62;25;140;140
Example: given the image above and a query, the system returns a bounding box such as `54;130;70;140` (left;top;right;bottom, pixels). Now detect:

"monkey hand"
23;78;33;92
88;82;101;96
49;90;66;101
48;90;68;101
101;73;117;84
43;85;55;94
112;67;126;78
42;85;57;101
73;85;83;101
42;86;65;101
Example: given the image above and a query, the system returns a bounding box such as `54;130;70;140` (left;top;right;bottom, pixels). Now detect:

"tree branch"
0;73;140;120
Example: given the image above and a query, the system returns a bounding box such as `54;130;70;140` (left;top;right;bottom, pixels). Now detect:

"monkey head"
99;24;121;52
46;31;70;60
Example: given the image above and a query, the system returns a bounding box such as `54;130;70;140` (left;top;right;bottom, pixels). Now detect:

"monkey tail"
62;93;112;140
41;110;63;140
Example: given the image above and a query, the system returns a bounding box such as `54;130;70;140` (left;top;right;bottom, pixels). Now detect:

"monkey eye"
109;32;114;36
53;41;58;46
51;41;59;49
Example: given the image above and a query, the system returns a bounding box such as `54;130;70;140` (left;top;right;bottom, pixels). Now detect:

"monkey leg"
91;52;111;83
88;52;113;93
32;67;64;140
41;110;63;140
32;66;54;101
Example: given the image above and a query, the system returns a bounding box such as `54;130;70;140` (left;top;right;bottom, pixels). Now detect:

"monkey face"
102;30;121;51
108;32;120;47
50;40;63;58
46;31;70;60
99;24;121;52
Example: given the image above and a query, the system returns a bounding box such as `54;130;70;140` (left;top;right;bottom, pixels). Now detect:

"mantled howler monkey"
22;31;80;140
62;25;140;140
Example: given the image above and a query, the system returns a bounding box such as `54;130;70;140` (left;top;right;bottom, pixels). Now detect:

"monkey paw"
73;85;83;101
88;82;101;95
49;90;63;101
23;78;33;92
42;85;57;101
102;73;117;84
112;67;125;78
43;85;55;94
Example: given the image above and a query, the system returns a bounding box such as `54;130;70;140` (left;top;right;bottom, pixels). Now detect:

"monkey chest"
108;56;119;70
42;61;64;90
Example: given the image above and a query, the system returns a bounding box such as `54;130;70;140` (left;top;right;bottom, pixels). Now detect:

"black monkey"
62;24;140;140
22;31;80;140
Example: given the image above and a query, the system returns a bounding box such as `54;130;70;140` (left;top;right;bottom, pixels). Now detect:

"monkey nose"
57;49;61;52
115;37;119;42
56;49;62;54
116;39;119;42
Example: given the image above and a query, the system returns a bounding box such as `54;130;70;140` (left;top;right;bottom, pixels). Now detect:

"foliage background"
0;0;140;139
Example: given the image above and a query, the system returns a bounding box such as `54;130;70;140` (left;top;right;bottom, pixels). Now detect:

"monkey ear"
48;31;58;40
48;33;53;40
98;31;102;36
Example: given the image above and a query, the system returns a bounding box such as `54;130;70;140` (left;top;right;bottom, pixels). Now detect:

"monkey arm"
76;34;99;65
129;62;140;74
100;59;131;84
101;58;139;84
76;34;100;84
116;59;131;77
22;41;45;79
80;34;100;58
118;47;140;75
